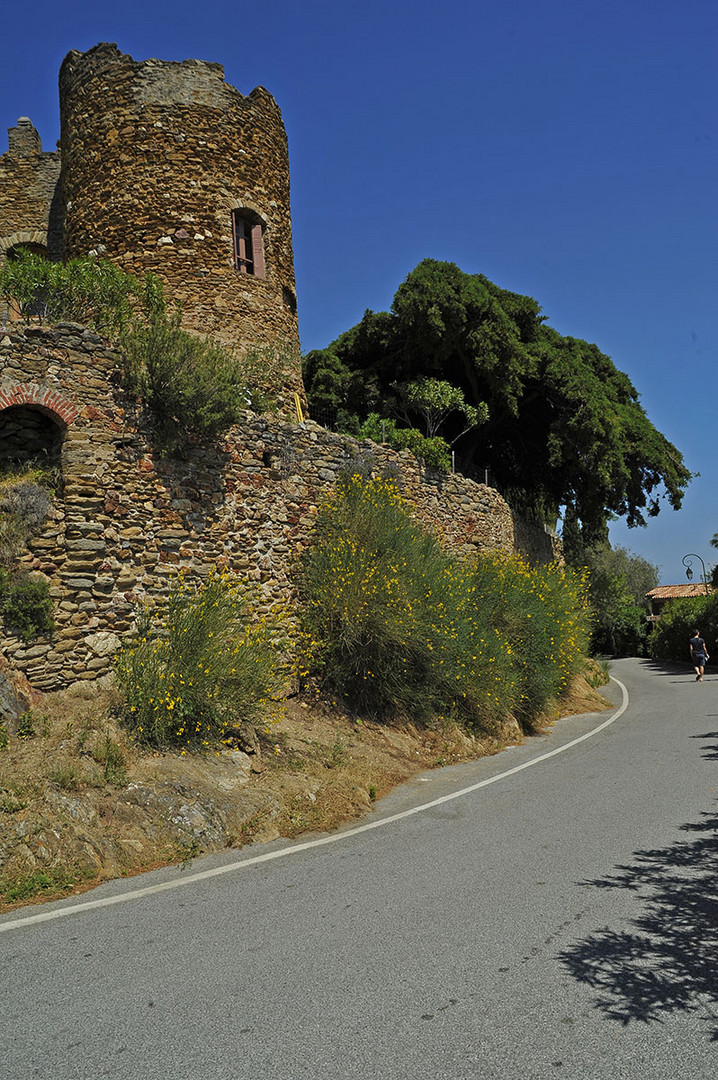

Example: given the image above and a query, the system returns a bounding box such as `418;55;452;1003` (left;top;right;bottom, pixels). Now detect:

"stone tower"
1;44;302;401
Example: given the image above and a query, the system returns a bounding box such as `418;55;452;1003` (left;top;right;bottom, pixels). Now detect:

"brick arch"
0;383;79;426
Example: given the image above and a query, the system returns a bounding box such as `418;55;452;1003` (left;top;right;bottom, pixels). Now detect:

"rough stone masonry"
0;323;559;690
0;44;560;693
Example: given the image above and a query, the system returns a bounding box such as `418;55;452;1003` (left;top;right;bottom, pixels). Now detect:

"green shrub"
0;474;54;568
115;571;290;750
650;593;718;663
1;575;55;640
0;722;8;750
0;250;141;335
120;305;262;455
358;413;451;470
478;555;591;729
300;473;449;722
300;475;592;732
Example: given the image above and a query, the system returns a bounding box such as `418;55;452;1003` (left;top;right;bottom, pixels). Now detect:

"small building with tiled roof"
646;583;713;620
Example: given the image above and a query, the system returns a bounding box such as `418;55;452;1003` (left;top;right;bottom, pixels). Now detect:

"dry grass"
0;665;611;912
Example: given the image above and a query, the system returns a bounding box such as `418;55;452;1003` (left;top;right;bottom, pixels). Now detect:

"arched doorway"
0;403;65;471
0;402;64;571
6;242;48;261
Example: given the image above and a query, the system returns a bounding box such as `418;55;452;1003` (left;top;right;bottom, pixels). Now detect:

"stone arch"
0;384;78;470
0;231;50;264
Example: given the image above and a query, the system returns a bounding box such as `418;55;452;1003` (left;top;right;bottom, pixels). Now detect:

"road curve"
1;657;716;1079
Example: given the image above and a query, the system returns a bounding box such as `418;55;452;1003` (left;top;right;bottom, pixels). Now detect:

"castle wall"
58;44;301;406
0;119;62;265
0;324;560;691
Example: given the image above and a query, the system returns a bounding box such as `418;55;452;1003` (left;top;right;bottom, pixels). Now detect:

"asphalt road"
1;657;717;1079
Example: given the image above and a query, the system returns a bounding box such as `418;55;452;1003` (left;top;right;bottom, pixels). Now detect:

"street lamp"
682;553;710;595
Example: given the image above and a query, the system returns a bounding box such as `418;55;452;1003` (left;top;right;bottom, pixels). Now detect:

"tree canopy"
303;259;691;542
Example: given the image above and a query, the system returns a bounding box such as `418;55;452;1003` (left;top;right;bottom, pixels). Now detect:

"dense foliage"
0;573;55;640
571;544;658;656
299;473;591;732
0;249;140;335
115;572;290;750
303;259;690;543
650;592;718;664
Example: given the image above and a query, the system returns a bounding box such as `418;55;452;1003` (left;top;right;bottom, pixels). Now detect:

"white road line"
0;677;628;934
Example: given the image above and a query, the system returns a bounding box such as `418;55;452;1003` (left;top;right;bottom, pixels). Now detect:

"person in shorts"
689;629;709;681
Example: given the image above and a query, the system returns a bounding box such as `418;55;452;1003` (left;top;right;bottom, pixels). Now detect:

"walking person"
689;629;710;681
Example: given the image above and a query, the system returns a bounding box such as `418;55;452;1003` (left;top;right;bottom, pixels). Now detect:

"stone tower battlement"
1;43;301;399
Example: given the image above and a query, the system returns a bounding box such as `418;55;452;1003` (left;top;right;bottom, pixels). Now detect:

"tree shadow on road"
558;734;718;1038
693;731;718;761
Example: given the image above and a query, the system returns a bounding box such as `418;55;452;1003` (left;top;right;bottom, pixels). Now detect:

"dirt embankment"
0;670;611;912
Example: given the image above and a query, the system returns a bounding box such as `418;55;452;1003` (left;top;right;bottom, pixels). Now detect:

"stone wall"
0;323;560;691
0;118;62;266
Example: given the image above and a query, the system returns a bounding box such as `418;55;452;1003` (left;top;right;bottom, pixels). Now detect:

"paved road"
1;658;717;1079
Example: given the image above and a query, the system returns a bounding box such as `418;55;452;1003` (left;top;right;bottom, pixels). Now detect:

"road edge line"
0;676;629;934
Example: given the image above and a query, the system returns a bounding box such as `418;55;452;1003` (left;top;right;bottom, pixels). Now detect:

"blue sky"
1;0;715;584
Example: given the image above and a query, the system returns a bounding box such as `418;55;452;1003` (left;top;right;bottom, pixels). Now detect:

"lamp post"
682;553;710;595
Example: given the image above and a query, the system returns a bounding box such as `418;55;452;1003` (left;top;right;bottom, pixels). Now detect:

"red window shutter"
251;223;265;278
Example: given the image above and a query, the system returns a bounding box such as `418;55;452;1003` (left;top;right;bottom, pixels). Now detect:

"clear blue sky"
1;0;715;585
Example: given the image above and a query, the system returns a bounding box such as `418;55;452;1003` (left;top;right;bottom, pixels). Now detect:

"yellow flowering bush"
300;475;592;731
115;571;290;749
474;554;591;729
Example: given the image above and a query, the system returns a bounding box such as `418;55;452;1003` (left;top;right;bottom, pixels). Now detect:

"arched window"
231;210;265;278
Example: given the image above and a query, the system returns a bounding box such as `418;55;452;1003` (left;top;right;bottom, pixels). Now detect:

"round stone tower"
59;43;301;402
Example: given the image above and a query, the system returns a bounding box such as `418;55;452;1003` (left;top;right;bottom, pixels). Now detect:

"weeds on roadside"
0;864;97;906
585;658;611;688
15;711;36;739
90;734;128;787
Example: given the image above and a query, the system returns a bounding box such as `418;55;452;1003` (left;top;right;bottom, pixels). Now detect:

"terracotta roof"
646;584;713;600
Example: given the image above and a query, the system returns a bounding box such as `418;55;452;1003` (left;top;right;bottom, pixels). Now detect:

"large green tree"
303;259;691;543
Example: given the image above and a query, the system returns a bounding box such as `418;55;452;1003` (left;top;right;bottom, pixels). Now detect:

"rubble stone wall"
0;323;560;691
